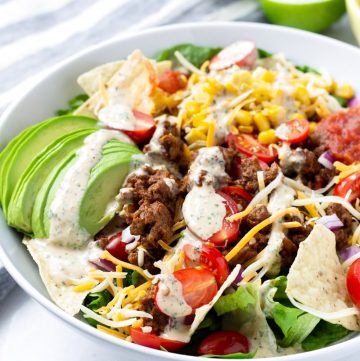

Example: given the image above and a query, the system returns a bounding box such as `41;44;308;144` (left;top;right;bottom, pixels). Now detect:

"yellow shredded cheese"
123;281;152;306
158;240;172;251
283;221;303;229
116;265;123;289
227;206;253;222
334;161;360;183
172;219;186;232
101;251;150;280
72;281;97;292
206;120;216;147
297;191;320;218
225;207;300;262
97;325;127;339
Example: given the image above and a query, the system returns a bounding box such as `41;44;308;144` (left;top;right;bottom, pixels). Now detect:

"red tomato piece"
227;133;277;163
209;41;257;71
183;244;229;285
173;268;218;310
220;186;253;203
198;330;250;356
158;70;187;94
276;118;310;144
121;110;156;144
105;232;127;261
334;171;360;203
347;258;360;308
130;328;187;351
206;191;240;246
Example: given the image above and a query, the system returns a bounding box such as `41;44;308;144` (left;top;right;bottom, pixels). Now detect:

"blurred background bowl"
347;0;360;43
259;0;346;32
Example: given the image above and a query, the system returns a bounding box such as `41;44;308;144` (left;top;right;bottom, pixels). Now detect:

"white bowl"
1;22;360;361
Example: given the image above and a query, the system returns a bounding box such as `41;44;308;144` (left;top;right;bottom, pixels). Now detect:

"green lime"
259;0;346;33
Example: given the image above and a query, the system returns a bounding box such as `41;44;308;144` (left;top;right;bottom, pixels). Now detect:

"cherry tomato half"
121;110;156;144
173;268;218;310
276;118;310;144
209;41;257;71
197;330;250;356
105;232;127;261
207;191;240;246
347;258;360;308
220;186;253;203
227;133;277;163
334;171;360;203
183;243;229;285
158;70;187;94
130;328;187;351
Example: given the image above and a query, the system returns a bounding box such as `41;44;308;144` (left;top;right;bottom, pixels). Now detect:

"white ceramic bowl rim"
1;22;360;361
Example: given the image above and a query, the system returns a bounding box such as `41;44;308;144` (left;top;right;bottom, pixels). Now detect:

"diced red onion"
315;214;343;231
232;268;244;286
318;151;334;169
90;258;116;272
183;314;195;325
348;96;359;108
122;226;140;244
339;245;360;263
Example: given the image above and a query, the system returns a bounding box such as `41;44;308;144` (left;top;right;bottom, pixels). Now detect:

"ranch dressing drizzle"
98;104;136;130
49;130;132;247
183;147;228;239
155;274;192;318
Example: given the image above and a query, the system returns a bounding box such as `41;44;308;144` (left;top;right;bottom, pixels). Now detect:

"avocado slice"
32;152;77;238
7;128;97;233
79;142;141;236
1;115;97;214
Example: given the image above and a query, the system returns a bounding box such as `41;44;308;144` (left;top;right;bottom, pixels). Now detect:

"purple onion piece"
90;258;116;272
232;268;244;286
315;214;344;231
348;96;359;108
339;245;360;263
318;151;334;169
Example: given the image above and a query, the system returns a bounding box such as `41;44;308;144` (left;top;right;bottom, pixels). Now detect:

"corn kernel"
309;122;317;134
132;319;144;328
225;82;239;95
290;113;306;120
258;129;277;145
185;128;207;144
203;78;223;94
253;113;271;132
266;105;285;127
335;84;353;99
191;112;208;127
189;73;200;85
232;70;252;85
294;86;310;105
234;110;253;126
185;101;202;115
238;125;254;133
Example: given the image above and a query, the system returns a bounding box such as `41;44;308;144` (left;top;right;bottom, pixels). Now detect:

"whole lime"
259;0;346;33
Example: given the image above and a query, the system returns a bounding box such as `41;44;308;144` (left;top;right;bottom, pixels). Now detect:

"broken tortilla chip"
286;224;360;331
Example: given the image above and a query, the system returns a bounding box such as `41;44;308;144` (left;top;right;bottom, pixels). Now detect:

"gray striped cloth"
0;0;261;301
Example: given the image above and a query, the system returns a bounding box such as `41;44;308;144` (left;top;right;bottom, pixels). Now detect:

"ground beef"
243;205;270;230
139;285;170;334
326;203;353;250
233;156;278;194
284;215;312;245
280;237;298;269
280;148;335;190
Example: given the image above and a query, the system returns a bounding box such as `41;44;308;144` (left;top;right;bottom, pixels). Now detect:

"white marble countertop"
0;4;358;361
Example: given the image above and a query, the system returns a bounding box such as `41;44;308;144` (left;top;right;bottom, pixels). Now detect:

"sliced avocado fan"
0;115;97;215
7;128;97;234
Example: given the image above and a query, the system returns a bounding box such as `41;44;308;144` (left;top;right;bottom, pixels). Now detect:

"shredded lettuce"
55;93;89;116
332;95;347;107
82;290;112;327
156;43;221;69
214;284;257;317
123;270;143;287
302;321;351;351
295;65;320;75
263;277;320;348
257;48;272;59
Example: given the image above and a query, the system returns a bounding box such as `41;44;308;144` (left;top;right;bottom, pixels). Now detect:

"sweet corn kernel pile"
157;54;353;148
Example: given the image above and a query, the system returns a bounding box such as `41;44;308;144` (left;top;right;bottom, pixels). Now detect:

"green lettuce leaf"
295;65;320;75
123;270;143;287
302;321;351;351
82;290;112;327
156;43;222;69
257;48;272;59
332;95;347;107
56;93;89;116
263;277;320;348
214;284;257;317
201;351;256;359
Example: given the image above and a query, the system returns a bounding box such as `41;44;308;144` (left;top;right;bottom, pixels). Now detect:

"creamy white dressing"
155;274;192;318
98;104;136;130
163;177;178;195
25;238;101;315
49;130;132;247
183;185;226;239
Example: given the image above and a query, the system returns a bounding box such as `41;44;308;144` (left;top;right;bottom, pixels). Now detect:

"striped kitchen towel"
0;0;260;300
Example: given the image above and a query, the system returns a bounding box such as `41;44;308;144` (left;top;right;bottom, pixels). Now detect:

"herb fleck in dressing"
98;104;136;130
49;129;132;247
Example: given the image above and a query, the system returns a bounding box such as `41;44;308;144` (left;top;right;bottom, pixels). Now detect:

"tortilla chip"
25;239;101;315
77;61;125;96
75;50;156;118
286;224;360;331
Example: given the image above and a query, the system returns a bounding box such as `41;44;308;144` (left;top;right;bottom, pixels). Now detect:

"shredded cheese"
90;279;110;293
342;251;360;270
206;120;216;147
72;281;97;292
225;207;300;261
96;324;127;339
297;191;320;218
283;221;302;229
101;251;150;280
172;219;186;232
158;240;172;251
334;161;360;182
174;51;205;75
116;265;123;289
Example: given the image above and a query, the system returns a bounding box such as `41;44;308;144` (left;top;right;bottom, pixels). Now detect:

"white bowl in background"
1;22;360;361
